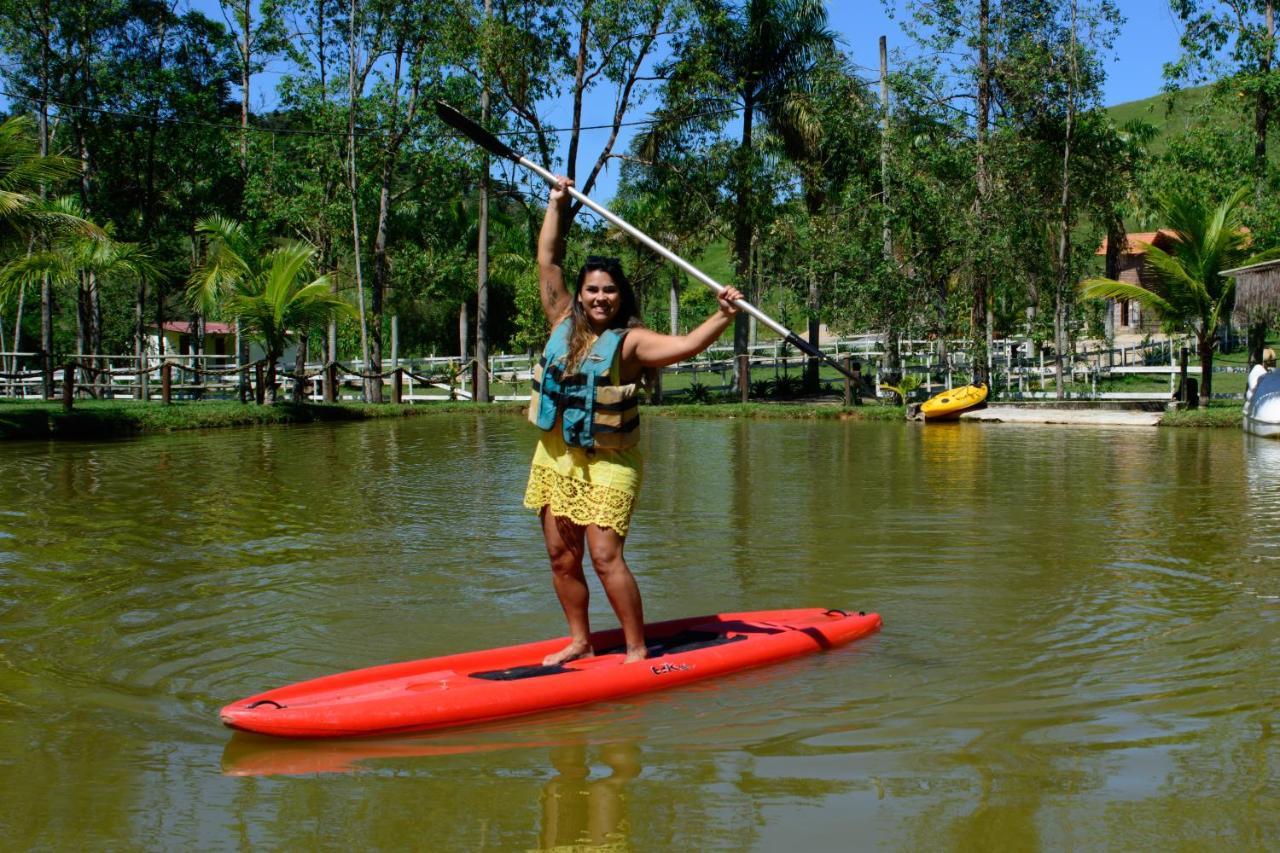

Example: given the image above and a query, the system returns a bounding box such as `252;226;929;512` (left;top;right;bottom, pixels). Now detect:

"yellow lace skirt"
523;427;643;536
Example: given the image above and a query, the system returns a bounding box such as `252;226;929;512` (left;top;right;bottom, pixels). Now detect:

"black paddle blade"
435;100;519;163
785;332;858;381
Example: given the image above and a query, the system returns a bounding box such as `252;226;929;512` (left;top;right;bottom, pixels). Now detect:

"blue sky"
545;0;1188;199
834;0;1184;108
138;2;1193;202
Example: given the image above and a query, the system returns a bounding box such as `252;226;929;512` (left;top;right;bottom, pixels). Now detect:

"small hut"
1223;257;1280;326
1223;258;1280;364
148;320;235;359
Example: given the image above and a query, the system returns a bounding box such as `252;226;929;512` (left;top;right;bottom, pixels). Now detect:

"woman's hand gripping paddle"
434;100;859;383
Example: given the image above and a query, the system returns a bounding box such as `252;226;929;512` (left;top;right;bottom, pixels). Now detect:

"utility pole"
879;35;900;374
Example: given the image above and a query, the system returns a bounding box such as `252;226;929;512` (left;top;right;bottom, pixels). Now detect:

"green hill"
1108;85;1210;125
1105;84;1228;154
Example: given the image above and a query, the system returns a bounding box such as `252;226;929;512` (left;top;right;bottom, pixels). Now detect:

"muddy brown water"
2;414;1276;848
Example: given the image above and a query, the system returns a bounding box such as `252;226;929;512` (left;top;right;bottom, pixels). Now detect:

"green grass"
1159;402;1243;428
648;401;904;420
1;390;1248;439
0;399;525;440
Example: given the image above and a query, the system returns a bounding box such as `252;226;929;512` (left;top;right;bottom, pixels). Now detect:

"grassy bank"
0;399;524;440
649;401;906;420
1158;404;1242;428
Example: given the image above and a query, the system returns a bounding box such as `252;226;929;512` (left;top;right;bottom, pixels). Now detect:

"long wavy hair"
565;255;644;373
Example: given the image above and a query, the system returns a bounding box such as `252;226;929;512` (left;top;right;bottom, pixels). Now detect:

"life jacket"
529;319;640;450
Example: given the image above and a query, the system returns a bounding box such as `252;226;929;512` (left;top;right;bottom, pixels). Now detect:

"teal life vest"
529;319;640;450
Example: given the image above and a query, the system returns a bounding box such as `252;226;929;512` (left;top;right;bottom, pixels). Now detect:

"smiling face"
577;270;622;331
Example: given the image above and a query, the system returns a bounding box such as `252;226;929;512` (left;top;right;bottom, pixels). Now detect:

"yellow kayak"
919;382;988;420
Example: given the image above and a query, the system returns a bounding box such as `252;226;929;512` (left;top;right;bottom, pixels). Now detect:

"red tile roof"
1094;230;1178;256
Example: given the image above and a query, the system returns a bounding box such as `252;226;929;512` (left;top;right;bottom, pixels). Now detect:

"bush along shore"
0;397;1244;440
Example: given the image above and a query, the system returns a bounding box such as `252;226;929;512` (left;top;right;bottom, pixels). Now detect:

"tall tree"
1167;0;1278;196
0;116;81;377
659;0;835;375
1167;0;1280;363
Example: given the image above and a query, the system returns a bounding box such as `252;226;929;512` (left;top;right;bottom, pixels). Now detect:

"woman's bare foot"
622;645;648;664
543;641;594;667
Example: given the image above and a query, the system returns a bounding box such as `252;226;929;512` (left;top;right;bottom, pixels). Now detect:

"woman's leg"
585;525;647;662
541;508;594;666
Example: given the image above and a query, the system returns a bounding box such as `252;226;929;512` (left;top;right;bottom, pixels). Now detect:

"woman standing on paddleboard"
525;176;741;666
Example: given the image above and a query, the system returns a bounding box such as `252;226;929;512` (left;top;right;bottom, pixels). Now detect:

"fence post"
652;368;663;405
161;362;172;405
1178;347;1192;407
738;354;750;404
325;362;338;403
393;368;403;405
62;362;74;411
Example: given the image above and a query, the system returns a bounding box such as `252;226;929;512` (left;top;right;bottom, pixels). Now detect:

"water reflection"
220;731;542;776
222;731;643;851
539;740;641;851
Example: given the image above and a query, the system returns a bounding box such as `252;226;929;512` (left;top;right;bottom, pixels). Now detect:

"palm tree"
0;116;91;391
1081;187;1274;400
653;0;835;369
188;216;267;402
189;218;353;404
0;207;153;395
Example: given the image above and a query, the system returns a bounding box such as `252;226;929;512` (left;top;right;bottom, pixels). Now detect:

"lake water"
2;413;1277;848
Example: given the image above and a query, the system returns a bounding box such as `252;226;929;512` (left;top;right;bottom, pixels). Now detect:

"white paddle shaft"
517;155;792;339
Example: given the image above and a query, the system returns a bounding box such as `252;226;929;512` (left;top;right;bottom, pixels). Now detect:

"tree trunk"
293;331;309;403
732;94;755;386
266;352;279;404
239;0;250;179
1255;1;1274;201
1054;1;1078;400
459;299;469;371
37;2;53;398
347;0;371;401
370;154;392;403
476;7;492;405
41;271;53;399
135;278;147;399
1248;320;1267;367
74;113;101;400
669;268;679;335
971;0;992;386
90;271;102;396
1198;332;1214;401
139;14;168;399
11;285;23;377
806;273;820;393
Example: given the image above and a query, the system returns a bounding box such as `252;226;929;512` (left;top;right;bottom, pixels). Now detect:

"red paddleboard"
220;608;882;738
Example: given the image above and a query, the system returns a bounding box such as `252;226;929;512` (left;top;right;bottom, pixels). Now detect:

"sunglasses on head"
584;255;622;271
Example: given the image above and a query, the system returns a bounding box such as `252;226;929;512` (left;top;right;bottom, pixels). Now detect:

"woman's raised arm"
537;177;574;325
624;286;742;368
